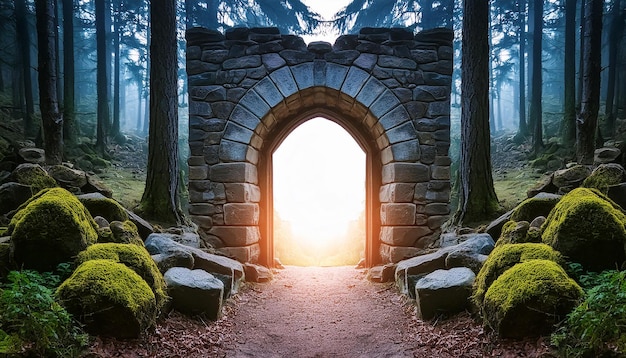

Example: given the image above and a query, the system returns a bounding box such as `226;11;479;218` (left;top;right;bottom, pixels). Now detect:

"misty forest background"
0;0;624;265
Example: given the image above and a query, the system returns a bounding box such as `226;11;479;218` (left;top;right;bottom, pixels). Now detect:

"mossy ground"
98;168;146;209
493;168;541;212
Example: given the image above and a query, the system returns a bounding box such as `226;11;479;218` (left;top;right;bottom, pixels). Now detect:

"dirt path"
222;266;415;357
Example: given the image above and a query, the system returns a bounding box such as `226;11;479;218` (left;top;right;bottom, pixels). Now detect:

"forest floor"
87;266;553;357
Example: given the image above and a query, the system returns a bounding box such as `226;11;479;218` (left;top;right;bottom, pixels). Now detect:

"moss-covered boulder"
11;163;57;193
77;193;128;222
510;193;561;222
56;259;157;338
482;260;582;338
542;187;626;271
8;187;98;271
76;243;167;309
552;165;592;191
497;221;533;246
472;243;563;306
47;165;88;190
106;221;143;246
582;163;626;193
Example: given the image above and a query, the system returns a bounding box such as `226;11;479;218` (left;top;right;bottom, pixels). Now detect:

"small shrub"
0;270;88;357
552;270;626;357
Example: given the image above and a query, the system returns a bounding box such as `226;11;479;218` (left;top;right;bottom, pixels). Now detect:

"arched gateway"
186;26;453;267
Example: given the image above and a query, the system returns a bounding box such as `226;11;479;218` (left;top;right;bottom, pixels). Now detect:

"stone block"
389;140;421;162
413;85;449;102
415;268;475;320
269;66;298;98
431;165;450;180
219;243;261;263
382;163;430;184
427;101;450;117
190;215;213;229
424;203;450;215
381;204;417;225
223;122;254;144
324;50;360;65
164;267;224;319
188;165;209;180
356;77;385;107
313;60;326;86
262;53;286;71
378;55;417;69
386;122;417;144
326;63;349;90
380;244;422;264
341;67;370;97
243;263;273;282
225;183;261;202
189;203;221;216
219;140;249;162
223;55;261;70
354;53;378;71
367;264;396;283
279;49;315;65
291;63;314;90
209;226;260;246
210;163;258;184
425;189;450;203
427;215;448;230
253;77;284;107
379;183;416;203
224;203;259;225
380;226;432;246
411;49;438;63
379;105;411;131
189;101;213;117
370;90;401;118
239;92;270;119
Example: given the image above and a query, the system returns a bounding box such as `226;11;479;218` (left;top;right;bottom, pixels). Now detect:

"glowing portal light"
273;118;365;266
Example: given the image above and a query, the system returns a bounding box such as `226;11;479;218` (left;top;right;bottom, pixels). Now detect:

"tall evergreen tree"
95;0;110;154
529;0;543;154
35;0;63;164
561;0;577;146
605;0;623;136
517;0;528;138
62;0;78;147
15;0;35;137
577;0;603;164
139;0;184;224
454;0;499;224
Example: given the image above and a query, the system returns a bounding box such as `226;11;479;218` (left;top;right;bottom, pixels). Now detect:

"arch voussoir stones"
186;26;453;266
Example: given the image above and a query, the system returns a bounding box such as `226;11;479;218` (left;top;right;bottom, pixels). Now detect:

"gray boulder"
47;165;88;189
164;267;224;319
145;233;244;295
415;267;476;320
594;147;621;165
552;165;592;190
243;263;273;282
17;148;45;164
0;182;32;215
395;233;494;295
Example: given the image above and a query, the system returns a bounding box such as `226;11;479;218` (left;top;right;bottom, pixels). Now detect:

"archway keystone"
186;26;453;267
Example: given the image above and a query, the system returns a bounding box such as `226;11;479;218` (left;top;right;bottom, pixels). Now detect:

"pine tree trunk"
95;0;110;154
562;0;577;146
529;0;544;154
111;13;121;139
139;0;183;224
35;0;63;165
577;0;586;108
518;0;528;137
605;0;623;137
454;0;499;225
527;0;535;132
62;0;78;146
136;80;143;132
15;0;35;137
577;0;603;164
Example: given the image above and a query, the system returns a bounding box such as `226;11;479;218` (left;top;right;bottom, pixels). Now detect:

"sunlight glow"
273;118;365;266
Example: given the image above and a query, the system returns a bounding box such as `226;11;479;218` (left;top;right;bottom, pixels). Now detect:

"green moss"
483;259;583;338
473;243;563;307
497;221;530;246
56;259;156;338
106;220;143;246
0;227;7;237
582;164;625;193
76;243;166;310
8;188;98;271
78;196;128;223
12;164;57;193
542;187;626;271
510;195;561;222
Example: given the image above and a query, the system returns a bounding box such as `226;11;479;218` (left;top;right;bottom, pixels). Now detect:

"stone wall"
186;26;453;265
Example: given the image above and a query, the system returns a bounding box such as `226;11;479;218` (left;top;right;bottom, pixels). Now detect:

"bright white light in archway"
273;118;365;266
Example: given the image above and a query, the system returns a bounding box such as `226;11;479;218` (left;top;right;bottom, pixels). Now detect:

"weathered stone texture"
186;26;452;264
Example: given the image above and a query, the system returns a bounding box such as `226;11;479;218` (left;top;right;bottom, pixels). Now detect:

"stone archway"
185;26;453;267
